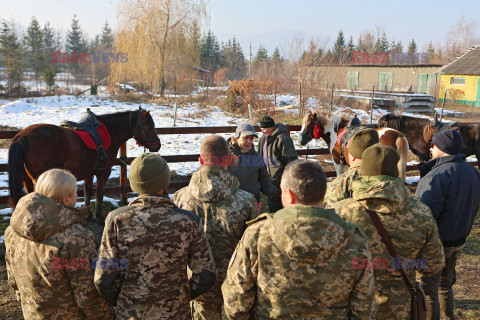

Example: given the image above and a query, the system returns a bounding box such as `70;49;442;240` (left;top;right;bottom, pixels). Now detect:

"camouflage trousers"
191;300;224;320
417;245;463;320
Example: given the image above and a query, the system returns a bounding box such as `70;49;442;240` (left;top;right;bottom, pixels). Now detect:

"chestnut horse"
299;111;409;179
378;114;480;167
8;107;161;222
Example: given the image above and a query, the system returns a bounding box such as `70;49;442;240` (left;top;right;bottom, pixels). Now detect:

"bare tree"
444;14;479;61
111;0;208;95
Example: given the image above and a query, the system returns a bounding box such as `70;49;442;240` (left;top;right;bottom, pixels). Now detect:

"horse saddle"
337;125;365;163
61;109;109;162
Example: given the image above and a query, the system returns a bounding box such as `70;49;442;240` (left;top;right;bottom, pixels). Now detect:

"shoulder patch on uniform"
172;208;201;224
246;212;271;226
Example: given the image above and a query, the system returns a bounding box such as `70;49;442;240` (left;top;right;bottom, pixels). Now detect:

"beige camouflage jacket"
222;205;375;320
324;162;361;207
94;195;216;320
332;175;445;320
4;192;114;320
173;165;258;305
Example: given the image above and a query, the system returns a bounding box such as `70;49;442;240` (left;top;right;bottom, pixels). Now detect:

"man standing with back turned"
415;129;480;320
173;135;258;320
222;160;375;319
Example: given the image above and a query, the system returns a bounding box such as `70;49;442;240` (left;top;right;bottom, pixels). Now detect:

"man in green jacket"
94;153;216;320
257;116;298;212
324;128;379;207
332;144;445;319
173;135;258;320
222;159;375;319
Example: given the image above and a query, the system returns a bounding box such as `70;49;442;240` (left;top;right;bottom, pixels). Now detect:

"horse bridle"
129;110;157;145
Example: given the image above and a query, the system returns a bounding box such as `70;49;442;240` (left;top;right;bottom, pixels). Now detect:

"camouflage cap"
348;129;380;159
129;153;170;194
360;143;400;178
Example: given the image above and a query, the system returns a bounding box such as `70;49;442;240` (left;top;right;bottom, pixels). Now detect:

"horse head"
132;107;161;152
299;111;324;146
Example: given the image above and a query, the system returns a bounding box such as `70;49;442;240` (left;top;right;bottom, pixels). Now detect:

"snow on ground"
0;92;466;218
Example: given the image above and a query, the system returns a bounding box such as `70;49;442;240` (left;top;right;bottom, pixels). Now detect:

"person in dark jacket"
415;129;480;320
228;123;280;211
258;116;298;213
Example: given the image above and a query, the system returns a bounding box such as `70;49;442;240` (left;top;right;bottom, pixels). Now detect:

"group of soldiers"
5;115;480;320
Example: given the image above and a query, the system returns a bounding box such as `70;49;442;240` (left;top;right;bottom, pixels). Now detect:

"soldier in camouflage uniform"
173;135;258;320
332;144;445;320
5;169;114;320
94;153;216;320
324;128;379;207
222;160;375;319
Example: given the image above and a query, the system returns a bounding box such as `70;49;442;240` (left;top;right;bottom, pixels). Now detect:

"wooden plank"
0;131;17;139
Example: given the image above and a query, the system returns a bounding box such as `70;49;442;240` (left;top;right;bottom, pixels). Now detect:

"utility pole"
249;43;252;78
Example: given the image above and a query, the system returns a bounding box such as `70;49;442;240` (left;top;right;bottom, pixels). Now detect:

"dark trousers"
267;197;283;213
417;245;463;320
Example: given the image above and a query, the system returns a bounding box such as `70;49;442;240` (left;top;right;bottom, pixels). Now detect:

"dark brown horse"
378;114;480;167
299;111;409;179
8;107;161;222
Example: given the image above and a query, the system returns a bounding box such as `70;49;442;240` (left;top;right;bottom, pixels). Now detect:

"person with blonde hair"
5;168;115;320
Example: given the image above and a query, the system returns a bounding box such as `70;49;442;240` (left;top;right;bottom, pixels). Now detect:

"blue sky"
2;0;479;55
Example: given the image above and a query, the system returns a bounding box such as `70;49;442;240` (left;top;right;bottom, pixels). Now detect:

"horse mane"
311;110;348;129
382;114;403;131
96;110;134;122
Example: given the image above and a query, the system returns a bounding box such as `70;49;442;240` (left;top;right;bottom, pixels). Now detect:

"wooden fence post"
371;85;375;126
119;143;128;204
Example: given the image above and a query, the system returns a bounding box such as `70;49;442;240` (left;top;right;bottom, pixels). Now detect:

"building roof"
437;45;480;75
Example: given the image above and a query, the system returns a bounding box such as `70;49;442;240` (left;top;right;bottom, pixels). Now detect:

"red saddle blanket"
336;128;351;147
70;122;111;150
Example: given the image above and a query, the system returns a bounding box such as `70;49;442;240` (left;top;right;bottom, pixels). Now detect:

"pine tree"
200;31;221;75
42;22;60;90
253;45;268;70
220;37;246;79
272;47;281;61
346;36;355;62
24;16;44;88
100;21;114;49
66;15;86;80
333;30;346;63
0;21;24;92
407;39;417;53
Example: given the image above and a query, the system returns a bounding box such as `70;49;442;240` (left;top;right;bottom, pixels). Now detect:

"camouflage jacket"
257;123;298;186
173;165;258;305
94;195;216;320
227;138;276;202
4;192;114;320
222;205;375;320
324;162;361;207
332;176;446;320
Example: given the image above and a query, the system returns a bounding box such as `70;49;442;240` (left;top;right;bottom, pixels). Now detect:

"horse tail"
396;134;409;181
8;136;29;207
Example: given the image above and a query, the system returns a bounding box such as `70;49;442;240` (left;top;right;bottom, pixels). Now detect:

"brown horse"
299;111;409;179
8;107;161;222
378;114;480;167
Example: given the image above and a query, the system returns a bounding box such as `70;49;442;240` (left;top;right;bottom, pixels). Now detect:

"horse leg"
396;136;409;181
94;169;111;224
23;175;34;193
84;176;93;206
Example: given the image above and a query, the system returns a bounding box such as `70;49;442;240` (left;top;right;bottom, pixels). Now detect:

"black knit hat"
432;129;463;155
258;116;275;128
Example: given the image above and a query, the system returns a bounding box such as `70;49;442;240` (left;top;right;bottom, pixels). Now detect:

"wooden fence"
1;125;477;205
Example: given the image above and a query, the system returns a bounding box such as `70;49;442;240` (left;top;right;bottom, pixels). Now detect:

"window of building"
450;77;466;85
